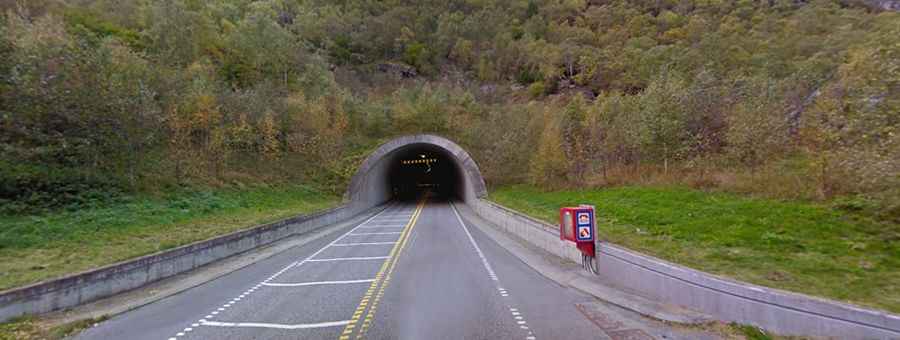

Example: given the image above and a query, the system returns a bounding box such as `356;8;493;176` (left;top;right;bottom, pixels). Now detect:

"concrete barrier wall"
470;199;900;339
0;204;374;323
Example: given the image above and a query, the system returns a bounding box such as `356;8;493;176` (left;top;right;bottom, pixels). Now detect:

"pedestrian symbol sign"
575;211;593;241
578;226;590;238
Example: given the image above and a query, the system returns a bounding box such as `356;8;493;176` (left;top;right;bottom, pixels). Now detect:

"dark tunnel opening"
345;135;487;209
385;144;463;202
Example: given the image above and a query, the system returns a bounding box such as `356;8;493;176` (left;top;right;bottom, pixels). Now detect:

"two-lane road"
76;197;703;340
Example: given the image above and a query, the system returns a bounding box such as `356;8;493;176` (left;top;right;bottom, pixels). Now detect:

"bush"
527;82;545;98
0;160;122;214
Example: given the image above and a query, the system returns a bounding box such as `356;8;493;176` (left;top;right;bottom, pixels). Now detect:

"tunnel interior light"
401;158;438;165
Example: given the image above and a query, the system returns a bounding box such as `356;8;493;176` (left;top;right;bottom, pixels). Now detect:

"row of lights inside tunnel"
401;154;438;173
400;158;438;165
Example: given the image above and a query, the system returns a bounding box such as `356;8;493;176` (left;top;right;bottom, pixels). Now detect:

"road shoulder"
38;207;385;330
453;202;713;325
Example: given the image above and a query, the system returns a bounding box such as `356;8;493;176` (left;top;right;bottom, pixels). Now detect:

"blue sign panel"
575;210;594;241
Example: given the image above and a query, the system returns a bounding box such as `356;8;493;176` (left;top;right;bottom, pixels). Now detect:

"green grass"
0;184;339;291
731;323;774;340
0;315;108;340
490;185;900;313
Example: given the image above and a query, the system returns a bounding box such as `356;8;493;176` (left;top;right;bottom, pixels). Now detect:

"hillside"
1;0;897;218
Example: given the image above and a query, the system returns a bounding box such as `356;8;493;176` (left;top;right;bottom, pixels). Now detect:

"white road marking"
451;204;499;281
451;202;537;340
200;320;350;329
349;232;402;235
357;225;405;229
331;242;397;246
262;279;376;287
307;256;390;262
168;205;410;340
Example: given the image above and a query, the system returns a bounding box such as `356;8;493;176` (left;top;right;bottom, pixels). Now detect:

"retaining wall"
470;199;900;339
0;204;375;323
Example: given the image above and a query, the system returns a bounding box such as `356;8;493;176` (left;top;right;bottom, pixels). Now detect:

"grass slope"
490;185;900;313
0;184;338;291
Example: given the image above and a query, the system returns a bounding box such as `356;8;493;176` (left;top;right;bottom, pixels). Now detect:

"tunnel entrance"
387;144;463;201
345;135;487;209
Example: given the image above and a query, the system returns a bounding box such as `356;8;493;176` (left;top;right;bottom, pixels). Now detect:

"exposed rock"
766;270;792;282
862;0;900;11
376;62;418;78
556;78;596;100
558;78;576;89
480;84;497;95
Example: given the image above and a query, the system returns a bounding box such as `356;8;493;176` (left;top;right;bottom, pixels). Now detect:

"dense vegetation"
0;0;898;298
491;185;900;313
1;0;897;218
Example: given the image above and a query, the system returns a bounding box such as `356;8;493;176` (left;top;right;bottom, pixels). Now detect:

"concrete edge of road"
0;202;380;324
39;205;388;328
467;199;900;339
452;202;714;325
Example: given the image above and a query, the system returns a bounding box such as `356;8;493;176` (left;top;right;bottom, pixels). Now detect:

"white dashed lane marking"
451;203;536;340
165;205;415;340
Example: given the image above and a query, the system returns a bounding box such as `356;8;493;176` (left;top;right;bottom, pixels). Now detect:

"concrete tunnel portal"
345;135;487;207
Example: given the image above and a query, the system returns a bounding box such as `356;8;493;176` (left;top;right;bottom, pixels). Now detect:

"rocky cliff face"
863;0;900;11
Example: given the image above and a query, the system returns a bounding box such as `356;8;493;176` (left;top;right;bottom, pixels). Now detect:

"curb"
467;199;900;339
0;203;375;323
38;206;387;327
454;202;714;325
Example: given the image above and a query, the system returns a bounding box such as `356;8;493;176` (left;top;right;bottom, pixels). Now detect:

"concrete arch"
345;134;487;209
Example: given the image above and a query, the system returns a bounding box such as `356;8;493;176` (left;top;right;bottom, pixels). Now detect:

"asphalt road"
75;198;708;340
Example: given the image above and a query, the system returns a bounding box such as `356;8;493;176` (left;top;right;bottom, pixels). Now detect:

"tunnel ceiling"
345;135;487;207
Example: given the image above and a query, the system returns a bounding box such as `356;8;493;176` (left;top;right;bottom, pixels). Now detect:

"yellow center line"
356;197;425;338
339;196;427;340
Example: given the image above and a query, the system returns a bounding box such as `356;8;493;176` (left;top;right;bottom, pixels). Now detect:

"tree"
259;110;280;159
529;109;570;187
224;4;299;87
725;77;790;166
636;71;690;173
802;15;900;198
143;0;216;66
